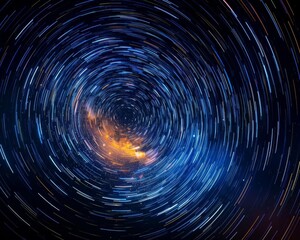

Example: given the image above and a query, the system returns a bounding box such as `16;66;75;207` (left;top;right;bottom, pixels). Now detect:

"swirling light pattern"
0;0;299;239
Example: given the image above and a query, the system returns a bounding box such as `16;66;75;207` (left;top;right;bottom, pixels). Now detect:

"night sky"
0;0;299;239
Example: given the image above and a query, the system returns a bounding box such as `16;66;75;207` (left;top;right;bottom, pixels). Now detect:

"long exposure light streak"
0;0;299;239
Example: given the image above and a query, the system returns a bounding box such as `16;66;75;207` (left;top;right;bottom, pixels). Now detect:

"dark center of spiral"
114;105;136;129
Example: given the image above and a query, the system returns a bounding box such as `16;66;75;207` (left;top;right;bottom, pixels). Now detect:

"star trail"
0;0;299;239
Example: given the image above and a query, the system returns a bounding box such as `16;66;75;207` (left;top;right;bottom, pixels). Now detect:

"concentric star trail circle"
0;0;299;239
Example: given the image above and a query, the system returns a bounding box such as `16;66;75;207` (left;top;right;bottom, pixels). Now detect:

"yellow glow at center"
85;107;153;167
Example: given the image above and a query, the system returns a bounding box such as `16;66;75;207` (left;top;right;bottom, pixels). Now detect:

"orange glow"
85;107;154;167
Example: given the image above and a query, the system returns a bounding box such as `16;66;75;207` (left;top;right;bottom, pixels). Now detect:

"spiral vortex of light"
0;0;299;239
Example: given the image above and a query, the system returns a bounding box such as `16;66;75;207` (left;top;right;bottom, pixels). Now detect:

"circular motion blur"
0;0;299;239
